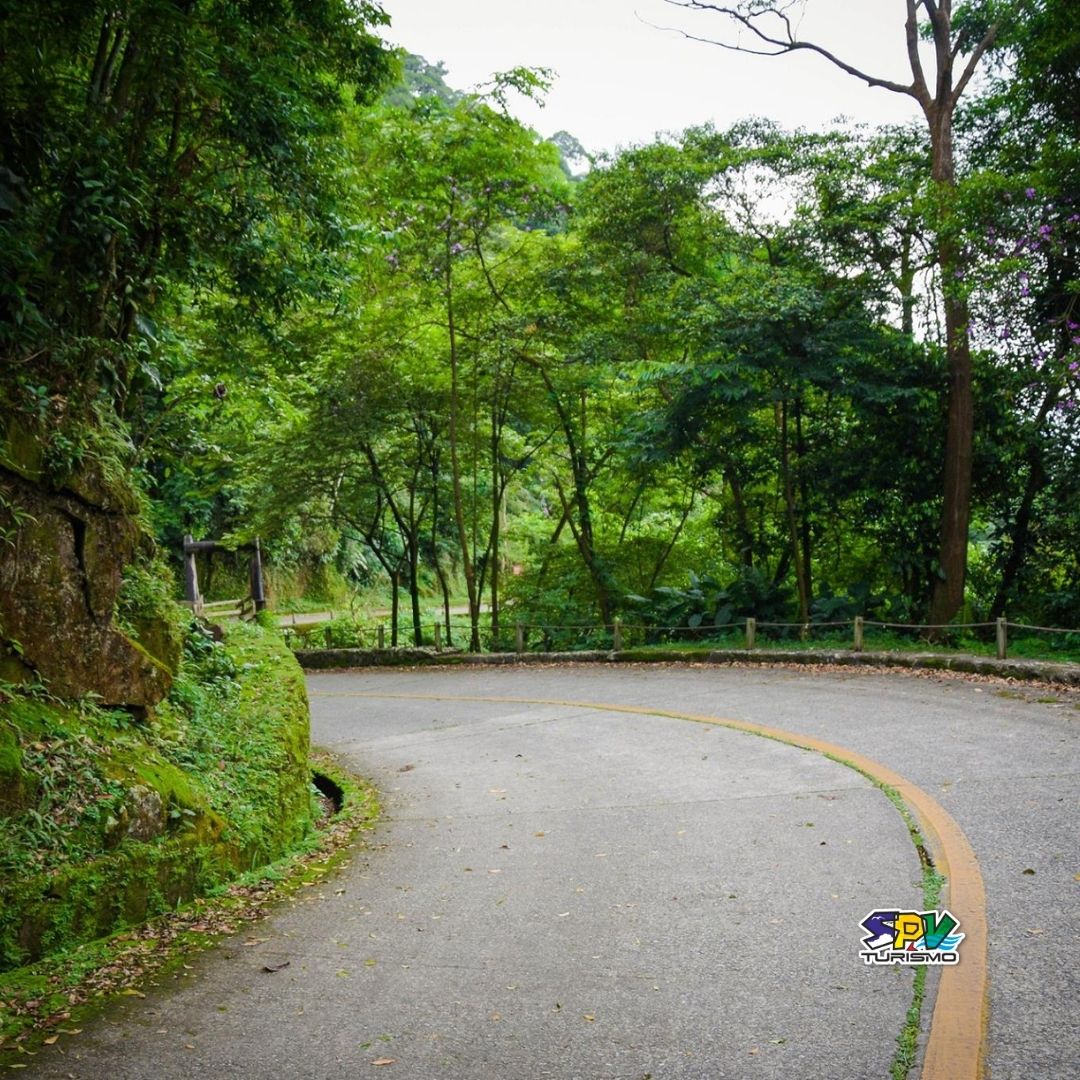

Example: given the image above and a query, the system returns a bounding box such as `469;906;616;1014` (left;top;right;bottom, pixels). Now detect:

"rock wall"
0;423;172;707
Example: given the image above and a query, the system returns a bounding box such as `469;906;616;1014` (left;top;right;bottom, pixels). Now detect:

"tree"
666;0;1009;625
0;1;392;414
355;80;568;649
957;0;1080;621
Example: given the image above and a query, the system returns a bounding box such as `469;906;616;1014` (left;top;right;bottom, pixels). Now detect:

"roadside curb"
293;645;1080;687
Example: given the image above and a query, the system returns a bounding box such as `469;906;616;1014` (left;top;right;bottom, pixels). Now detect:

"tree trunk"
408;540;422;646
989;389;1056;619
794;397;813;606
490;424;502;646
390;569;399;647
777;400;809;623
724;466;753;568
926;107;974;628
444;246;480;651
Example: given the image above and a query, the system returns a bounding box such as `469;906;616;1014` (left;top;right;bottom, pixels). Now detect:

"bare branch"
904;0;932;109
660;2;917;98
918;0;944;37
951;22;1000;107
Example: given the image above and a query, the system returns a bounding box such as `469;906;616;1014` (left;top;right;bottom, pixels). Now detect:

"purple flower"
1025;187;1037;199
449;242;465;256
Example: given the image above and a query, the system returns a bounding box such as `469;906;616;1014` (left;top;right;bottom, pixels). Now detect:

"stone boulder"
0;425;172;707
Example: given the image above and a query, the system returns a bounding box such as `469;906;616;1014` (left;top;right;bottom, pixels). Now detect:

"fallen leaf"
534;832;545;838
371;1058;396;1066
120;988;146;998
397;765;414;773
583;1014;595;1022
1022;868;1036;875
42;1037;58;1046
261;961;290;973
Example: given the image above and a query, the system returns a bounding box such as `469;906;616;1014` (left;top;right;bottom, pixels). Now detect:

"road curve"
24;664;1079;1080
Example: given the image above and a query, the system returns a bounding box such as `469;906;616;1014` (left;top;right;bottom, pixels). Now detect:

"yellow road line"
312;689;988;1080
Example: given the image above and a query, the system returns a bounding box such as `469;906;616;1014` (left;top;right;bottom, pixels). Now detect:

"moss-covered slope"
0;622;314;972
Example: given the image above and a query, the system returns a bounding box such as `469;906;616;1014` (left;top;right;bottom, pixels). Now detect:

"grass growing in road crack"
822;755;946;1080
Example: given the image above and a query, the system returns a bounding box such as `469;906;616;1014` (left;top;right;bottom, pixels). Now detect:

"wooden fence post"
434;622;442;653
249;537;266;612
613;618;623;652
377;624;385;650
996;617;1008;660
182;534;200;612
515;622;524;655
854;616;864;653
746;617;756;651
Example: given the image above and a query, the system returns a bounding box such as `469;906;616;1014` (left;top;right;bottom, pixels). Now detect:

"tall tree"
666;0;1008;624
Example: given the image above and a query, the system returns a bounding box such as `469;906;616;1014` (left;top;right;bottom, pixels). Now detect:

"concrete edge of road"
294;644;1080;687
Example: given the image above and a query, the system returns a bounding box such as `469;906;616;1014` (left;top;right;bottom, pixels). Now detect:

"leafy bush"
626;567;789;633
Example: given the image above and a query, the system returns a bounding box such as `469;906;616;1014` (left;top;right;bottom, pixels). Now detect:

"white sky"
378;0;929;153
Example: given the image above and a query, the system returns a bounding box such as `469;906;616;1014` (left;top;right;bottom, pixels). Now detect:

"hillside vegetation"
0;622;313;974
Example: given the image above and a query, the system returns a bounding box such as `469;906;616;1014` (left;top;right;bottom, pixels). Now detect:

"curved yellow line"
312;689;988;1080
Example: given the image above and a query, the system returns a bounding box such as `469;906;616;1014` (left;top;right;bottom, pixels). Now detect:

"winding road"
26;663;1080;1079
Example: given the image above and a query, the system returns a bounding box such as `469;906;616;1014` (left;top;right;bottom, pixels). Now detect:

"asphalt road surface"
26;663;1080;1079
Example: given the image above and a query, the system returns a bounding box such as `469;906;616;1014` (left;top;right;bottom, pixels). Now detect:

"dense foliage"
2;0;1078;650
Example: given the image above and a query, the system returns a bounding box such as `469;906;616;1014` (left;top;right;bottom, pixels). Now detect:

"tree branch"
904;0;932;109
951;22;1000;107
662;2;917;97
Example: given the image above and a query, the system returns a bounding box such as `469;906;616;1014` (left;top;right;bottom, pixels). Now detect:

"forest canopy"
2;0;1078;654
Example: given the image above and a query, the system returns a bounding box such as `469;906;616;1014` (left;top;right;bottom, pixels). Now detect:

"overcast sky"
379;0;929;153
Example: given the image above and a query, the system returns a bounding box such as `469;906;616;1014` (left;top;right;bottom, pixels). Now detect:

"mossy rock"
0;419;44;483
0;625;314;973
